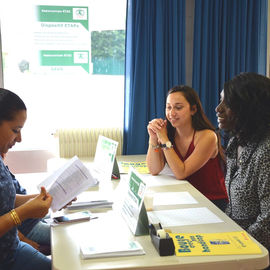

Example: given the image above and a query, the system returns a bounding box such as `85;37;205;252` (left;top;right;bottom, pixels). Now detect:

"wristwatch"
160;141;173;149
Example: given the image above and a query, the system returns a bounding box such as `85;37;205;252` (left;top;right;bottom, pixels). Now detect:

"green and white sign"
34;5;90;74
39;50;89;72
93;135;119;182
37;5;89;30
121;168;149;236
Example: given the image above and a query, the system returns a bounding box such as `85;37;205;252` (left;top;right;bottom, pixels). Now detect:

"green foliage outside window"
91;30;125;75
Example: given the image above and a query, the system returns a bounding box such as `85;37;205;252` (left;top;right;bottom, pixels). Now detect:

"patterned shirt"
7;167;40;236
225;134;270;249
0;157;19;263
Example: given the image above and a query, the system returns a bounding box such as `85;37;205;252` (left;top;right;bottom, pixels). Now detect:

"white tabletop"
16;155;269;270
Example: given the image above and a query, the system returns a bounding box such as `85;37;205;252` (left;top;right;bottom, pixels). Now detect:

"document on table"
80;240;145;259
142;174;185;187
153;192;198;206
118;161;149;174
148;207;223;227
67;200;113;210
38;156;98;212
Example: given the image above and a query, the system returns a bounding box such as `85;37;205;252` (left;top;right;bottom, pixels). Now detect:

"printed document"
119;161;149;174
38;156;98;212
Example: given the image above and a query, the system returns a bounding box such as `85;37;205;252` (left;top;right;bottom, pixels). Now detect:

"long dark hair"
224;72;270;146
0;88;26;123
166;85;225;162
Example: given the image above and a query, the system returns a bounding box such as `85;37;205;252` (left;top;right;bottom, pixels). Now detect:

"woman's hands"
147;118;169;143
60;197;77;210
146;118;167;175
16;187;52;221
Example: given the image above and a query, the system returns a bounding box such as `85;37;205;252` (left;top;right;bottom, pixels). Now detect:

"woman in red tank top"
146;85;228;211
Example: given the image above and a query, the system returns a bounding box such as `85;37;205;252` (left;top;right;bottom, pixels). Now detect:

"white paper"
153;192;198;206
142;174;187;187
38;156;98;212
148;207;223;227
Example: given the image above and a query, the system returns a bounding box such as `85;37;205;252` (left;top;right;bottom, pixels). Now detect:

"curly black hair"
224;72;270;146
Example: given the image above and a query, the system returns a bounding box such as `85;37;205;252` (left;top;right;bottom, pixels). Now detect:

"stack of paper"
67;200;113;210
80;240;145;259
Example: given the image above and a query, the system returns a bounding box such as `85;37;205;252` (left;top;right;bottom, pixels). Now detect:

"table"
17;155;269;270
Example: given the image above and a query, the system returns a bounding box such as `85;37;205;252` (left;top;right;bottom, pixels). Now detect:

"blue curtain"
192;0;268;126
124;0;186;155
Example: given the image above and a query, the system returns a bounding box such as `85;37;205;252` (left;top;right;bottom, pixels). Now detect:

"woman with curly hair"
216;72;270;251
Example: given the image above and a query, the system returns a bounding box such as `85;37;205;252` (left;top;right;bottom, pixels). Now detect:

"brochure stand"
111;158;120;180
135;203;149;235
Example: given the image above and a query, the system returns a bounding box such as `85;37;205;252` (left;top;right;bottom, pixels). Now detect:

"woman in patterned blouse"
216;72;270;251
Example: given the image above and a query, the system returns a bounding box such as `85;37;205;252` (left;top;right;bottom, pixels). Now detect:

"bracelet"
10;209;22;226
149;142;160;152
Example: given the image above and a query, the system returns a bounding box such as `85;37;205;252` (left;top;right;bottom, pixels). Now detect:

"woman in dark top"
147;85;228;211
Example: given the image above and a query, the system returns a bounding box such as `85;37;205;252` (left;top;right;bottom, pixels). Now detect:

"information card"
121;168;149;235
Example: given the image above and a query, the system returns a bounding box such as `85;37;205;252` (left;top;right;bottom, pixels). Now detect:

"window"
0;0;126;151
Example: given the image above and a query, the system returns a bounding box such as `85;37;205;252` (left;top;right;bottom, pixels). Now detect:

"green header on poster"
39;50;89;73
37;5;89;30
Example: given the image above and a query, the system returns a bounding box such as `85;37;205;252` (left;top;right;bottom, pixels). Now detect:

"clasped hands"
147;118;168;143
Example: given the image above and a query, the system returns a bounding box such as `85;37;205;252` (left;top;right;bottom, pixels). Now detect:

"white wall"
4;150;56;173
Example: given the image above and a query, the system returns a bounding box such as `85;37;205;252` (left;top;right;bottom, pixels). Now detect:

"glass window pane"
0;0;126;150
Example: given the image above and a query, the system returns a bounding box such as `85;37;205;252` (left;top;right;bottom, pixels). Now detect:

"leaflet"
170;231;262;256
119;161;149;174
38;156;98;212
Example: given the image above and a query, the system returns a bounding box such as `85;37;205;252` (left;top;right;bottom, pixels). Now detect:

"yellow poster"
119;161;149;174
170;231;262;256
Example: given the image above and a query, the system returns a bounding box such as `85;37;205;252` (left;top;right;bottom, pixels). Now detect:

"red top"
174;132;228;201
